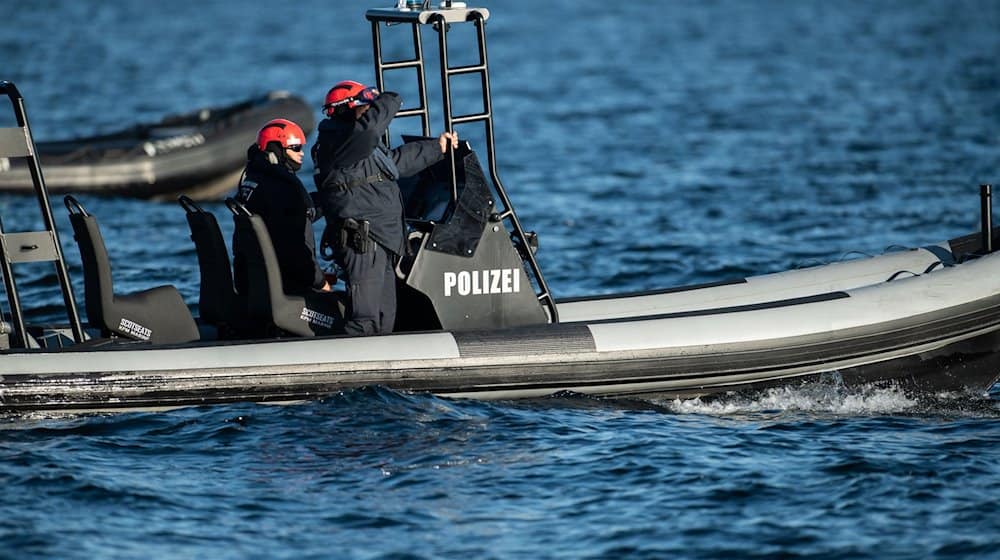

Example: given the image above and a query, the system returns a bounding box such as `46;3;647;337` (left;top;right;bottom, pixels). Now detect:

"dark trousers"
339;244;396;336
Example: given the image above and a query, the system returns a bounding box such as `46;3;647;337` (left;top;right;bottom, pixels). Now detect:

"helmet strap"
334;104;354;120
264;141;302;173
264;141;284;165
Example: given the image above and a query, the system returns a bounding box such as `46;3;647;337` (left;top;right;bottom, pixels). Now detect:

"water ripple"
4;0;1000;557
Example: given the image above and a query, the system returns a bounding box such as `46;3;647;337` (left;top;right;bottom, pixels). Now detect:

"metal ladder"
366;6;559;323
0;81;85;347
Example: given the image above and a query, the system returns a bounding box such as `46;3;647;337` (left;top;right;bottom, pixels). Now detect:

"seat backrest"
247;215;289;312
179;196;238;326
232;213;292;325
233;214;267;322
65;195;200;344
228;196;345;337
67;210;115;335
233;211;333;337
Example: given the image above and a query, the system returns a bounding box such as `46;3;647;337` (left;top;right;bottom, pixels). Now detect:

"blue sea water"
2;0;1000;558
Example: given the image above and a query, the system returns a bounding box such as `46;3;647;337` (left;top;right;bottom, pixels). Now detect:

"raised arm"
391;132;459;178
337;92;402;165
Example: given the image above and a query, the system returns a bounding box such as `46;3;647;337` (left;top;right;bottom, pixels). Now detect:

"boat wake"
659;382;1000;418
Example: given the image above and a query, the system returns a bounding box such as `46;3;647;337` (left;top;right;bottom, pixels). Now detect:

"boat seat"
228;199;345;337
64;196;200;345
178;196;249;339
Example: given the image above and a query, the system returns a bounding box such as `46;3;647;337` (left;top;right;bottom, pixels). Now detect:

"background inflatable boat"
0;91;314;200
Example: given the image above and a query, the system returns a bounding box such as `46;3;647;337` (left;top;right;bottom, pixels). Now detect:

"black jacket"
313;92;444;255
233;147;325;294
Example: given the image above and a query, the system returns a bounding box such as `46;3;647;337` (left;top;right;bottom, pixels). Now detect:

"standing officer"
234;118;331;297
312;81;457;336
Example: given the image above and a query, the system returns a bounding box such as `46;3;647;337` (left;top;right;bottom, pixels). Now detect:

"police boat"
0;91;314;201
1;5;999;414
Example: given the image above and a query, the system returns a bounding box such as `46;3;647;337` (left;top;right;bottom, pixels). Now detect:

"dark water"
2;0;1000;557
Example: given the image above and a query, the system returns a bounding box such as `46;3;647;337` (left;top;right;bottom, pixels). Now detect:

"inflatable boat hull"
3;240;999;413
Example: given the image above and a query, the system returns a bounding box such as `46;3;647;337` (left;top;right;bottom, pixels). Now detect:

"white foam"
663;384;919;416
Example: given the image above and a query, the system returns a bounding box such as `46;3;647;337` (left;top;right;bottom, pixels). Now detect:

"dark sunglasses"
286;144;304;152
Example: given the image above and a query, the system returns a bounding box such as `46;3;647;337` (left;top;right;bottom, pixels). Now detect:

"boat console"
365;3;559;331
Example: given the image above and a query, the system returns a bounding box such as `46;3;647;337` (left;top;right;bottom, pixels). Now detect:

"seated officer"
233;119;331;296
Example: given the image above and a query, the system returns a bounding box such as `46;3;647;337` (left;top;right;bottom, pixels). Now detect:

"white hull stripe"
1;332;461;375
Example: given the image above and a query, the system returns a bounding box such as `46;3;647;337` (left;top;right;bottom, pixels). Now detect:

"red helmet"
256;119;305;151
323;80;372;116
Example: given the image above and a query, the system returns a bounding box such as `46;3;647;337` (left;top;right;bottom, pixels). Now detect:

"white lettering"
490;269;502;293
471;269;482;295
458;271;471;296
299;307;335;328
444;272;457;297
118;317;152;340
142;133;206;157
442;268;523;297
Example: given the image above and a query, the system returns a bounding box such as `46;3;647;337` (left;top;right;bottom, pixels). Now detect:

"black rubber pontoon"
0;91;314;200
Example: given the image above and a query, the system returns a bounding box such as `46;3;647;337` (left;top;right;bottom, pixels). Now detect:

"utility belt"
327;172;388;192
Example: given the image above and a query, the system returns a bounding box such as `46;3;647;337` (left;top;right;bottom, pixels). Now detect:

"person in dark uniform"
312;80;457;336
234;118;331;297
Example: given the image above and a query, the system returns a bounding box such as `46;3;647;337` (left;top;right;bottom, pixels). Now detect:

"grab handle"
177;195;204;215
0;80;22;102
225;197;251;217
63;195;89;217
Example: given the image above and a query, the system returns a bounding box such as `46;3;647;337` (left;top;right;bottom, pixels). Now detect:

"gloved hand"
356;87;380;105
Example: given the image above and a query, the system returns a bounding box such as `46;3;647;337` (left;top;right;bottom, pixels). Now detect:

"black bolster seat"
65;196;199;345
178;196;248;339
228;199;344;337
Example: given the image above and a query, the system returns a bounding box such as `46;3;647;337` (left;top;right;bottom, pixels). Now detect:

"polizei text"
444;269;521;297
